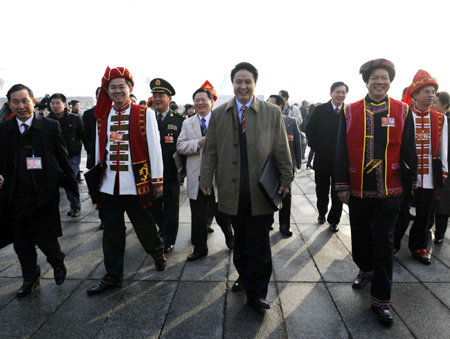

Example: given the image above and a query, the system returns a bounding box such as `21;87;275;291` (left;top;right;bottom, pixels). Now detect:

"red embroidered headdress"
94;66;134;118
402;69;438;106
200;80;218;101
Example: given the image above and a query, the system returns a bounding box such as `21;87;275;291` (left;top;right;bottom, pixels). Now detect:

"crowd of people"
0;59;448;326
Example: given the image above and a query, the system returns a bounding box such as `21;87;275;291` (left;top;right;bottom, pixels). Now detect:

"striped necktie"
201;117;207;136
241;105;247;134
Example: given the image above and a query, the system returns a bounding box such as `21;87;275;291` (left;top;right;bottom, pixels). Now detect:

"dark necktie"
241;105;247;134
201;117;207;136
157;113;164;126
334;107;340;115
22;123;29;134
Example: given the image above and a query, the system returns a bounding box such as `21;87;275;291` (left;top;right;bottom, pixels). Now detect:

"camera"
36;94;51;111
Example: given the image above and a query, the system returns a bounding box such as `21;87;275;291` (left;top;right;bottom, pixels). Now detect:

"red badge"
110;132;123;142
164;136;174;143
287;135;294;141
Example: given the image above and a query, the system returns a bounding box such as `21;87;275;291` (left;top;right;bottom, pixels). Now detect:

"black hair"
192;88;214;101
269;95;285;108
96;87;101;97
230;62;258;83
7;84;34;101
70;100;79;106
50;93;67;104
436;92;450;110
330;82;349;93
279;90;289;100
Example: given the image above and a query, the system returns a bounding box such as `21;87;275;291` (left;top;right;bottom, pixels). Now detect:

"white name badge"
26;157;43;170
381;117;395;127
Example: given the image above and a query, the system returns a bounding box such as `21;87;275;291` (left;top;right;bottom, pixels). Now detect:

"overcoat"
0;114;78;248
199;97;293;216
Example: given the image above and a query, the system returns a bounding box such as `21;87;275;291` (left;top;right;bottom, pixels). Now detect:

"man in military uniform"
150;78;185;252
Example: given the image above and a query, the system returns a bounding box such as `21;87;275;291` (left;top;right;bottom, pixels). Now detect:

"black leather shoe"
231;277;245;292
269;225;274;231
155;257;166;271
225;235;235;249
371;305;393;324
248;298;270;310
98;222;105;230
329;224;339;232
435;237;444;244
67;209;73;217
187;249;208;262
54;264;67;285
164;245;174;254
207;226;214;233
352;273;372;289
87;282;121;296
412;250;431;265
318;215;326;224
16;278;40;298
280;224;293;237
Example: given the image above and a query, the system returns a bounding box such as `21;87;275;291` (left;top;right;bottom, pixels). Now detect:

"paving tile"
224;282;285;339
327;282;414;338
160;281;226;339
278;282;348;338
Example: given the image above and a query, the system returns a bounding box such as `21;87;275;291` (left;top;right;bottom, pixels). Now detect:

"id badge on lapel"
26;157;42;170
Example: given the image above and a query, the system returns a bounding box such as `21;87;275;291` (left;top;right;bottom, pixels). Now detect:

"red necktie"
241;105;247;134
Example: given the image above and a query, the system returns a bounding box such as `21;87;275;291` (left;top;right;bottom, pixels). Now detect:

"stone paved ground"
1;156;450;338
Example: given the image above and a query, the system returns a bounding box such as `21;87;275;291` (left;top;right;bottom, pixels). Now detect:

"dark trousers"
13;237;64;282
190;190;232;250
408;188;434;251
101;193;163;280
151;179;180;247
315;171;343;224
8;203;65;282
433;213;449;240
349;196;401;303
394;192;412;250
278;191;291;226
229;193;273;300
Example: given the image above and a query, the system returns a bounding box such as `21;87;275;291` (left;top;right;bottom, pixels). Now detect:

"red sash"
344;97;408;197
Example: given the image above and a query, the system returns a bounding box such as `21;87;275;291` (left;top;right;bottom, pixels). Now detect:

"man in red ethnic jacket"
335;59;418;324
86;67;166;296
396;70;448;264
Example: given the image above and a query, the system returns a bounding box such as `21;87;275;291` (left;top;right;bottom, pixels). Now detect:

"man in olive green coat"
200;62;293;310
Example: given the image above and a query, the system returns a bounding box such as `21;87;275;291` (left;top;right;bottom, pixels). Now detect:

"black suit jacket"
156;110;185;182
0;114;78;248
283;116;302;170
305;100;341;174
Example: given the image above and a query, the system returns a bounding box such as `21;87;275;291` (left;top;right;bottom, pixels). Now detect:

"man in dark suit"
0;84;78;297
306;82;348;232
268;95;302;237
150;78;185;253
82;87;100;170
82;87;104;230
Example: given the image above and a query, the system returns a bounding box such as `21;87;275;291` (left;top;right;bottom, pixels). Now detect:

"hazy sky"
1;0;449;105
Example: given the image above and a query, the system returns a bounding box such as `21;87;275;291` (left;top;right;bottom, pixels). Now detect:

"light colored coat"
200;96;293;216
176;115;206;200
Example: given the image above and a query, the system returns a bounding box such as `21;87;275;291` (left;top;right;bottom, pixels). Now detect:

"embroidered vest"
344;97;408;198
98;104;154;207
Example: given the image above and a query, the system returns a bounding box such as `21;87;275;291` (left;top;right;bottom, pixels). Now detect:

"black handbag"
84;163;102;204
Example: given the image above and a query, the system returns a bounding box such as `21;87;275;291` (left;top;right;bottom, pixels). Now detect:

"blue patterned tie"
201;117;207;136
